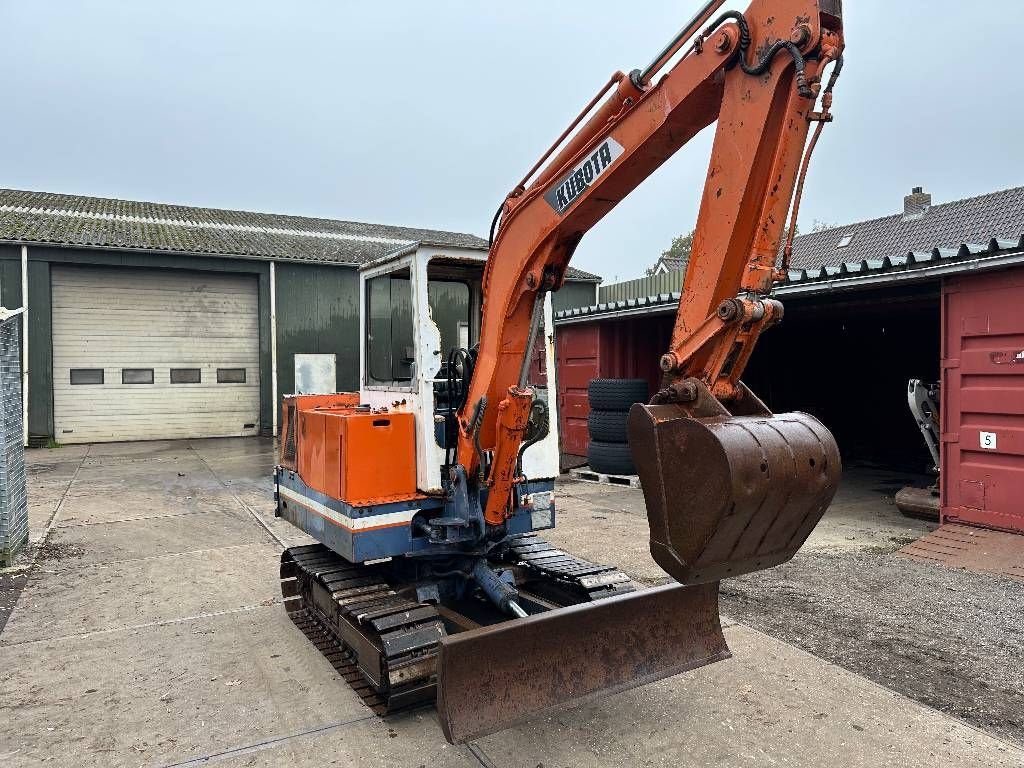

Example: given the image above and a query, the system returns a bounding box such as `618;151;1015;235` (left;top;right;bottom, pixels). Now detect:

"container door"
555;324;600;457
941;269;1024;533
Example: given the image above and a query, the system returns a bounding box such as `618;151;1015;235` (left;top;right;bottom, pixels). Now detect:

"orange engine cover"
294;404;418;505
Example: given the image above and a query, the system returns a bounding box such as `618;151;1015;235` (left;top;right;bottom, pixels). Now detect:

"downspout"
21;245;28;447
270;261;278;437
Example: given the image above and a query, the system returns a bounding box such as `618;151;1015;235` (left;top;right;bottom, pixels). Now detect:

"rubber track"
502;534;635;599
287;608;390;715
281;538;635;718
281;544;442;717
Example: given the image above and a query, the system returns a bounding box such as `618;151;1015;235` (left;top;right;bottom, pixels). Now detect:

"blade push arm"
459;0;844;526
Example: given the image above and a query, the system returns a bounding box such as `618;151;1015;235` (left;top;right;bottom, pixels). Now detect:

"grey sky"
1;2;1019;282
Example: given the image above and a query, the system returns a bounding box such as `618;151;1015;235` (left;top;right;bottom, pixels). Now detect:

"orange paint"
281;394;418;505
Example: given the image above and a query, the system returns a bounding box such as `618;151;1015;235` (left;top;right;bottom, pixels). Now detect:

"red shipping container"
556;324;601;456
941;267;1024;534
555;316;669;457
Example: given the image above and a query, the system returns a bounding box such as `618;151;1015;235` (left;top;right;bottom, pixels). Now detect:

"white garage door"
52;266;261;443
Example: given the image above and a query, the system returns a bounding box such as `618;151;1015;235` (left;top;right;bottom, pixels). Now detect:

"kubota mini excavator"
275;0;844;743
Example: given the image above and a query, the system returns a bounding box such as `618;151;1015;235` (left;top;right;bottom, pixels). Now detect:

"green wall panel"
429;281;471;356
0;249;54;441
0;249;21;308
552;280;598;313
275;262;360;397
26;261;53;440
258;268;273;435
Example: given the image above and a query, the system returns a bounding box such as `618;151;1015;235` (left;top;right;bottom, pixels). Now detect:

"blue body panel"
274;467;555;564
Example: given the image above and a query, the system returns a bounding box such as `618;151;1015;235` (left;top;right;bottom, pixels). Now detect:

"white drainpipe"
270;261;278;437
21;245;28;447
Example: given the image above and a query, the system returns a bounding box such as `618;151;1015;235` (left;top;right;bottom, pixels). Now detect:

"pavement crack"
0;602;278;647
464;741;498;768
54;508;223;528
11;444;93;573
33;542;278;572
189;444;287;550
155;714;377;767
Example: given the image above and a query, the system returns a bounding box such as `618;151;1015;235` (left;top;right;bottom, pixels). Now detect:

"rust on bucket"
628;379;841;584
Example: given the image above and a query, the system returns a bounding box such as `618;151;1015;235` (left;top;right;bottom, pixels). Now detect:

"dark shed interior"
745;282;941;473
556;281;942;474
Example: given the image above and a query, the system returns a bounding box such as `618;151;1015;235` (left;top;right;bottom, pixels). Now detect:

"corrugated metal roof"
556;291;683;322
0;187;602;281
0;188;484;264
780;236;1024;288
555;236;1024;323
789;185;1024;269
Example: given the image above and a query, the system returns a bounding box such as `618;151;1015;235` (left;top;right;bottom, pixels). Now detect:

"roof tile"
0;188;602;282
790;185;1024;268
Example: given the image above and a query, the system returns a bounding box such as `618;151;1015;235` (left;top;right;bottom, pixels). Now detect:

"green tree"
645;230;694;276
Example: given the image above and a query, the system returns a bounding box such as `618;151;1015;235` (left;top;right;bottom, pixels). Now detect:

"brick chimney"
903;186;932;220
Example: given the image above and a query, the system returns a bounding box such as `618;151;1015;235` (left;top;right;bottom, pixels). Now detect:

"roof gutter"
776;248;1024;296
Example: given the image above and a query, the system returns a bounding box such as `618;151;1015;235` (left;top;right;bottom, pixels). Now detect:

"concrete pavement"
0;438;1019;767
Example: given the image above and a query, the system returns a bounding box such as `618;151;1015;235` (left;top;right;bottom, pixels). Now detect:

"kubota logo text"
544;138;625;215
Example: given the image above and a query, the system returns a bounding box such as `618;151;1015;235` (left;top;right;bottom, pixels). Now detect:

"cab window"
366;270;414;383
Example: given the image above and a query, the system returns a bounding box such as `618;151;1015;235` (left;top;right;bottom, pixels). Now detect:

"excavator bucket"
627;393;841;585
437;582;729;743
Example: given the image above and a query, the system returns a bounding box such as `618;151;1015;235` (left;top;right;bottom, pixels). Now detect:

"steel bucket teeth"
628;403;841;585
436;582;729;744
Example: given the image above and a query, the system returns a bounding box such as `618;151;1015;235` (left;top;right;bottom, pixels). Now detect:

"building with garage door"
0;188;599;446
554;185;1024;534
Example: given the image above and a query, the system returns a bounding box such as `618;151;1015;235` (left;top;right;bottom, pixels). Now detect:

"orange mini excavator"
275;0;844;743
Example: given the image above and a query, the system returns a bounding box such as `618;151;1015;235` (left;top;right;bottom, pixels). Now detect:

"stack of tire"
586;379;648;476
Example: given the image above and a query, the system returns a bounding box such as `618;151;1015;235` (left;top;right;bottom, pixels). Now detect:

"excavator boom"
456;0;844;531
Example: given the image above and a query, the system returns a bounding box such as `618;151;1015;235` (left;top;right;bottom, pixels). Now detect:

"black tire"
588;440;636;475
587;410;629;443
588;379;649;411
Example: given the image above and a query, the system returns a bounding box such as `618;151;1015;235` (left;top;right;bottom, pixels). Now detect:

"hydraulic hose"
444;346;475;481
705;10;812;98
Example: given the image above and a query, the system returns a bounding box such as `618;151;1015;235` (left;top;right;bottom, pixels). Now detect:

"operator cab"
359;244;559;496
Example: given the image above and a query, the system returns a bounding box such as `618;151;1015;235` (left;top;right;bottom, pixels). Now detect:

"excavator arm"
458;0;844;532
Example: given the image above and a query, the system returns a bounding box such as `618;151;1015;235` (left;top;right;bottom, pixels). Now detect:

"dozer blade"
436;582;729;744
628;401;841;585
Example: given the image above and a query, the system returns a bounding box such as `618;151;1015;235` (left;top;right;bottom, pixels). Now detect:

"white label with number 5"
980;431;997;450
